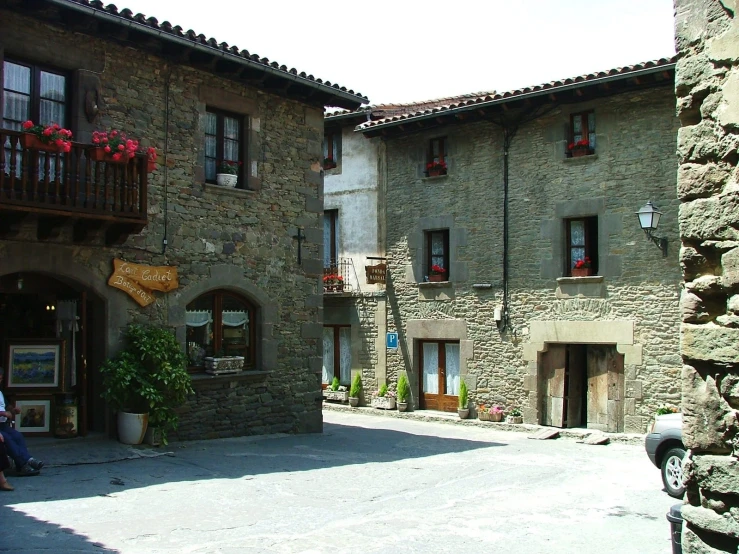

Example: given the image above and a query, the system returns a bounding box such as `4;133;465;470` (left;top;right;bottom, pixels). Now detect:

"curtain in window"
3;62;30;129
570;220;585;268
205;112;217;180
224;115;239;162
423;343;439;394
324;215;336;267
588;113;596;149
445;343;460;395
185;311;213;327
322;327;334;384
39;71;66;126
221;311;248;327
339;327;351;385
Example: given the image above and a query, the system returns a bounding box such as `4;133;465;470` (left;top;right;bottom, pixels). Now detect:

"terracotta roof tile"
357;57;676;131
55;0;368;105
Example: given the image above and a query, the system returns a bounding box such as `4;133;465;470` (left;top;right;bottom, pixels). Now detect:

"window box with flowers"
505;407;523;424
426;160;447;177
216;160;241;187
478;404;504;422
88;129;158;172
428;264;447;282
371;385;396;410
567;138;592;158
20;121;72;153
323;274;344;293
571;257;592;277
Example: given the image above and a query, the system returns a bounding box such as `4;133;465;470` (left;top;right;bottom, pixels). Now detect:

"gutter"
358;62;675;133
43;0;368;107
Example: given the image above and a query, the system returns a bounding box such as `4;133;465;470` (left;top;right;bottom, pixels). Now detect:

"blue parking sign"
386;332;398;350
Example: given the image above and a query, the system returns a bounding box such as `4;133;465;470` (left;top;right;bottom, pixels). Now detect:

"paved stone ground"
0;409;676;554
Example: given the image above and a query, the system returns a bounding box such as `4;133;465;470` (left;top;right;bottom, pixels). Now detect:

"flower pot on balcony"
571;267;591;277
20;133;64;153
216;173;238;187
87;147;129;164
429;274;444;282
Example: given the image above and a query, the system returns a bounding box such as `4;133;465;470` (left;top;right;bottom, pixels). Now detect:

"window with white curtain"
205;107;243;186
3;60;68;130
322;325;351;386
421;340;461;396
185;290;255;371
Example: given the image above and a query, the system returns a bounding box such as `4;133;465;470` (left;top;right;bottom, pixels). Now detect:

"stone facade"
0;6;365;440
674;0;739;551
375;77;681;432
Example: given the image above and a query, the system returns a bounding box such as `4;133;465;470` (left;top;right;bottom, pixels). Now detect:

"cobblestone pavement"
0;409;675;554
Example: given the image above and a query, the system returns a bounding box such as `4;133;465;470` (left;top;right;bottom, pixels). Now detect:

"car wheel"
661;446;686;498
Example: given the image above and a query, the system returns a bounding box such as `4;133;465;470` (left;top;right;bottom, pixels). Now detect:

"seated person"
0;436;13;491
0;371;44;476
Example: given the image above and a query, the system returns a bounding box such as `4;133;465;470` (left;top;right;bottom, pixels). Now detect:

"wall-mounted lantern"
636;201;668;257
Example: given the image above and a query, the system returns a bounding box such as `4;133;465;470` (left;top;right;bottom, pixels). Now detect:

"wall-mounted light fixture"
636;201;668;257
16;275;23;290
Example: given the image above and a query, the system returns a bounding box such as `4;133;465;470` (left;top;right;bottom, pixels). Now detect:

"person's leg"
0;470;12;491
0;429;32;471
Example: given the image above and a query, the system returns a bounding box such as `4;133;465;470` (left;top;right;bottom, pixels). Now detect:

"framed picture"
5;339;65;391
14;398;53;434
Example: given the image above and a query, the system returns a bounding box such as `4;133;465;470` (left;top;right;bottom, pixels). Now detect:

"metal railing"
324;258;354;293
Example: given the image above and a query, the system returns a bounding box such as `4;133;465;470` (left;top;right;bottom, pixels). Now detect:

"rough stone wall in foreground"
674;0;739;551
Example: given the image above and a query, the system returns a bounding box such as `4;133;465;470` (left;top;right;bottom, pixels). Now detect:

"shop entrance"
539;344;624;432
0;272;106;435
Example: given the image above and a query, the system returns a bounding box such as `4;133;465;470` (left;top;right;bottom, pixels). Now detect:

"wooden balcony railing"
0;129;148;244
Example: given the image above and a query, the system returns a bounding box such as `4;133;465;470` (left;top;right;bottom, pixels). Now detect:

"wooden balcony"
0;129;149;245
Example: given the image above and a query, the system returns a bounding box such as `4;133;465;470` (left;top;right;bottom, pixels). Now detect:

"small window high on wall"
185;290;255;371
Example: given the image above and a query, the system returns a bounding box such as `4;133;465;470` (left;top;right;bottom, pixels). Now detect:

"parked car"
645;412;685;498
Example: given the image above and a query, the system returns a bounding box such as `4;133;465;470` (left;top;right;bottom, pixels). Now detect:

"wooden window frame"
205;107;245;187
2;58;70;130
425;229;450;280
567;111;595;157
565;217;598;276
186;289;256;372
427;137;448;175
323;129;338;169
323;324;351;387
418;339;461;411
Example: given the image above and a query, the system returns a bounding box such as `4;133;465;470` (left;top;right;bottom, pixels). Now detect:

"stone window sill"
418;280;451;287
555;275;605;299
203;183;257;196
421;174;449;182
563;153;598;163
556;275;604;284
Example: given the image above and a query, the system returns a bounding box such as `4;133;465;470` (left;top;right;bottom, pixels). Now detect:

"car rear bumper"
645;433;661;466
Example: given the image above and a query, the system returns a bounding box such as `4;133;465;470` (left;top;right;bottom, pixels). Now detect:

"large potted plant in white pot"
100;324;193;445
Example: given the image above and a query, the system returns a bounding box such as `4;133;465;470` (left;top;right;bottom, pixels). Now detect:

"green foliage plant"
397;373;410;403
331;376;340;391
458;380;468;409
349;372;362;398
100;324;194;444
378;384;388;397
656;405;678;415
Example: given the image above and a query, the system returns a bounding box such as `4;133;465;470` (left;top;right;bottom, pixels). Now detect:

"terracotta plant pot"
571;147;590;158
429;274;445;282
571;267;591;277
87;147;130;164
20;133;64;153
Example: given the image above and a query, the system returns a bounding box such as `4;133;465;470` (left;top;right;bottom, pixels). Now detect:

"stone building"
674;0;739;551
358;58;681;433
0;0;366;440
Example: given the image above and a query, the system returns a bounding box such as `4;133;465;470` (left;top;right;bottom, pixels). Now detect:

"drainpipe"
499;127;513;334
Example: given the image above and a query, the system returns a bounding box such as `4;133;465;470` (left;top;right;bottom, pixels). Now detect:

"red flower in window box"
21;120;73;153
426;160;447;176
567;138;591;157
572;257;592;277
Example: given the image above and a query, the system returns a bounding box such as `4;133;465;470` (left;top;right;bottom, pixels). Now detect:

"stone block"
677;163;729;200
690;455;739;495
681;504;739;538
682;324;739;363
682;365;736;452
625;380;642;399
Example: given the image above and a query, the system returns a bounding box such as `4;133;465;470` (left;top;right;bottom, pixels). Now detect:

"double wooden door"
419;340;460;412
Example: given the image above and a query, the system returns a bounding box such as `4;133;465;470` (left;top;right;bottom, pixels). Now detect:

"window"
566;217;598;275
323;129;338;169
322;326;351;386
567;111;595;157
324;209;339;267
205;108;243;186
2;60;68;131
425;229;449;281
427;137;447;175
185;290;256;371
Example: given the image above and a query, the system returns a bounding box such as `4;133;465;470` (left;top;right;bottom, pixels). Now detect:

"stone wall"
384;85;682;432
0;10;325;438
674;0;739;551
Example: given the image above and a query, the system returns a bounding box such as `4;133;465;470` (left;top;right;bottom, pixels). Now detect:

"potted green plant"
349;373;362;407
506;407;523;424
100;324;193;445
371;384;396;410
324;376;349;403
397;373;410;412
216;160;241;187
458;380;469;419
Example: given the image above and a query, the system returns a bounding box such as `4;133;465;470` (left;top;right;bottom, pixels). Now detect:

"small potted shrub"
458;380;469;419
506;407;523;424
324;376;349;403
396;373;410;412
349;373;362;407
371;384;396;410
216;160;241;187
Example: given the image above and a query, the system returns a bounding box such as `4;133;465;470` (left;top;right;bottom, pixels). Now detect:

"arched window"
185;290;256;371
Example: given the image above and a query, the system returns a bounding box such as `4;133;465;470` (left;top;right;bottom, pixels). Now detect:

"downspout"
161;68;171;254
500;127;513;335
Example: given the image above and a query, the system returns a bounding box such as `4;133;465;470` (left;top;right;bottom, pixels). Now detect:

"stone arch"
168;264;278;371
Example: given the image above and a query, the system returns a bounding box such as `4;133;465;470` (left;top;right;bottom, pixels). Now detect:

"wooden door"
566;345;586;428
540;344;566;427
606;346;625;433
419;341;460;412
586;346;609;431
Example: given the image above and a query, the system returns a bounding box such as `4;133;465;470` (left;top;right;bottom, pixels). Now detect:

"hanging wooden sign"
107;259;178;307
